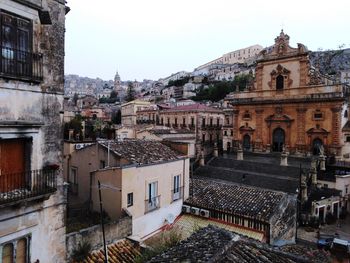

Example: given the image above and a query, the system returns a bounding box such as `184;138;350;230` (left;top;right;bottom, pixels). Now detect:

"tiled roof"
186;177;286;221
147;225;233;263
161;103;222;113
99;139;181;165
172;214;264;241
80;239;141;263
147;226;331;263
147;129;193;135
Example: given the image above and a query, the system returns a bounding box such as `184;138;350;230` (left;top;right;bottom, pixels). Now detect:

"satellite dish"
166;213;175;224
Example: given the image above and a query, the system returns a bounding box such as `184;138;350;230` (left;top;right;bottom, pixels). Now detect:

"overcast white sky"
65;0;350;81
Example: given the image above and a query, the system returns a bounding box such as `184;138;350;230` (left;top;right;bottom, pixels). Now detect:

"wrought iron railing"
1;46;43;82
172;187;183;202
145;195;160;213
0;169;57;206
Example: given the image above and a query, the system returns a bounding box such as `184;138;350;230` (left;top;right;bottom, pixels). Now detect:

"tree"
64;115;83;140
110;90;118;99
125;82;136;102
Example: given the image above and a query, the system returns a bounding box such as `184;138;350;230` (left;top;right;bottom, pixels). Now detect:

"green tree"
64;115;83;140
125;82;136;102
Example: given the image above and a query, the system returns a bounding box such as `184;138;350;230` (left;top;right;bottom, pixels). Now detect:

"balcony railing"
0;169;57;206
172;187;183;202
145;195;160;213
1;46;43;82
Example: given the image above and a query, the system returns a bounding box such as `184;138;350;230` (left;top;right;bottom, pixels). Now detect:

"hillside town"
1;0;350;262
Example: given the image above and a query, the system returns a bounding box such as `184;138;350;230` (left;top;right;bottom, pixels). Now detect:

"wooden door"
0;139;26;192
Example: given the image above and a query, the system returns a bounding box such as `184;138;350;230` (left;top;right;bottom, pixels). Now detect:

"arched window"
345;110;348;118
276;75;284;90
2;243;14;263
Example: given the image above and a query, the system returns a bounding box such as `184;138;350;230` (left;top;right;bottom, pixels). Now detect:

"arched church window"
345;110;348;118
276;75;284;90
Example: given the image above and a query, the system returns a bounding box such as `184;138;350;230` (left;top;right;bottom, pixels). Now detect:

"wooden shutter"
0;139;26;192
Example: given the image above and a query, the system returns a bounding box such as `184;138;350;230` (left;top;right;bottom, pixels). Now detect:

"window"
276;75;284;90
202;134;205;142
167;118;170;126
226;118;230;125
191;117;194;126
174;118;177;126
230;130;233;136
183;117;186;125
69;167;77;184
243;111;251;119
346;136;350;142
216;118;220;126
147;181;158;211
161;118;163;125
210;118;213;126
313;112;323;120
0;11;42;81
100;160;106;169
1;236;30;263
127;192;133;207
202;118;206;126
173;175;181;201
224;130;227;136
345;110;348;118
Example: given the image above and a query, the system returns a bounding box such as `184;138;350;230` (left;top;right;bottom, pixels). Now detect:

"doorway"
243;134;251;151
313;138;323;155
272;128;285;152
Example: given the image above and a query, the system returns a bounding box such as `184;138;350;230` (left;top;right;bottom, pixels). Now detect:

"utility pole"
98;180;108;263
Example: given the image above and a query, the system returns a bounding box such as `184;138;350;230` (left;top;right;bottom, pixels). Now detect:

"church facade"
224;31;350;158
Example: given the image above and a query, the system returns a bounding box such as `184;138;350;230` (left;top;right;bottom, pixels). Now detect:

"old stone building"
0;0;68;262
224;31;349;158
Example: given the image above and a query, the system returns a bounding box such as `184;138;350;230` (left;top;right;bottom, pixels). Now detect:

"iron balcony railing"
0;169;57;206
1;46;43;82
172;187;183;202
145;195;160;213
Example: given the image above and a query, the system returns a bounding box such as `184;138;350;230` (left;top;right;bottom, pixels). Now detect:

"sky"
65;0;350;82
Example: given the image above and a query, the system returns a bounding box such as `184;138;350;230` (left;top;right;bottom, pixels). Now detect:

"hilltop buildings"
0;0;68;262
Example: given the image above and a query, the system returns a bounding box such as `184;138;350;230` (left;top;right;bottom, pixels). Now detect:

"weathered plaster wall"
66;215;132;261
0;0;67;262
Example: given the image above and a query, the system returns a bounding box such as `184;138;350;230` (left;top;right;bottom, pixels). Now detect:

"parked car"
317;235;334;250
330;238;350;255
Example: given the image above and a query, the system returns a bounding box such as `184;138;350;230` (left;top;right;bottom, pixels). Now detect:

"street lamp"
97;180;121;263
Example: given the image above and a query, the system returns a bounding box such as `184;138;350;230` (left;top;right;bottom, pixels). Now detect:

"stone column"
331;106;342;156
213;143;218;157
237;146;243;160
280;151;288;166
200;149;205;166
296;107;307;153
232;109;240;143
301;182;308;203
310;167;317;185
319;154;326;171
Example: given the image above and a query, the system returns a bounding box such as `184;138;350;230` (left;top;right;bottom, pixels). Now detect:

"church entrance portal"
272;128;285;152
243;134;251;151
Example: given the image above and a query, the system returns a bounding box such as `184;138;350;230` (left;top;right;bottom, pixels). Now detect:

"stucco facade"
121;100;151;126
91;159;190;239
224;31;349;157
0;0;68;262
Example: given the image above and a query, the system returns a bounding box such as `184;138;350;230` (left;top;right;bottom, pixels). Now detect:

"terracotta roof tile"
186;177;286;221
82;239;141;263
99;139;181;165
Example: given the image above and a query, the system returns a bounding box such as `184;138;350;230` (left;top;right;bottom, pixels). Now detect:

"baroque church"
224;31;350;159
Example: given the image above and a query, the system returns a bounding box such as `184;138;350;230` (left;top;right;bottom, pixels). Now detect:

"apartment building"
0;0;68;262
66;139;189;239
121;99;151;126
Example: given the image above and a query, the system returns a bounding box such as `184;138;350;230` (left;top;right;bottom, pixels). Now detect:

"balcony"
172;187;183;202
0;169;57;207
1;46;43;82
145;195;160;213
